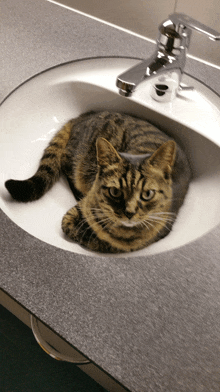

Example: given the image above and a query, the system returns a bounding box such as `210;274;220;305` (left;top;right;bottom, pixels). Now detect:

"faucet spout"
116;55;155;97
116;50;184;97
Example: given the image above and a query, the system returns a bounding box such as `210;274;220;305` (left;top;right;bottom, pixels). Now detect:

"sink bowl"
1;57;220;257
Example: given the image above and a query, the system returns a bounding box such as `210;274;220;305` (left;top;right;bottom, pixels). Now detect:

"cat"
5;111;191;253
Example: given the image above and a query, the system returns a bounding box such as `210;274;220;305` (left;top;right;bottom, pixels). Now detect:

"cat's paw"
62;206;81;240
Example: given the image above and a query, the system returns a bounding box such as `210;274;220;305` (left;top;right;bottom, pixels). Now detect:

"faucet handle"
158;13;220;54
167;13;220;41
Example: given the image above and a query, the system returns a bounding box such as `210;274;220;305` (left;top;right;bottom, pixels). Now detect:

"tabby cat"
5;111;191;253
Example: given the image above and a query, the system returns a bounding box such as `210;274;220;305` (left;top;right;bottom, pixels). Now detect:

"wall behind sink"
52;0;220;67
175;0;220;66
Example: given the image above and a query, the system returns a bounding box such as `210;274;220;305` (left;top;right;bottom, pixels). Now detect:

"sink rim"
0;56;143;106
2;55;220;150
1;55;220;106
1;56;220;259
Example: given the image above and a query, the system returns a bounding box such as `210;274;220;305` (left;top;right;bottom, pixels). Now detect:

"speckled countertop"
1;1;220;391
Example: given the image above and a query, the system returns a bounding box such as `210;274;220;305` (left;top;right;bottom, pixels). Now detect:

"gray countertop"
1;1;220;391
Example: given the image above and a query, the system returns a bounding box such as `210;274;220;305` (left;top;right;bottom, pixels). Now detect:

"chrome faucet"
116;13;220;100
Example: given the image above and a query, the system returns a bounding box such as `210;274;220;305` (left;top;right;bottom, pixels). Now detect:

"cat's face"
93;138;176;229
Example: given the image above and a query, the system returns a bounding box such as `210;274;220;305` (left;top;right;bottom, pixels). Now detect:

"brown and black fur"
5;111;191;253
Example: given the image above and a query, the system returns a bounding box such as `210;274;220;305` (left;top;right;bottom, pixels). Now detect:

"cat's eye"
109;187;122;198
141;189;155;201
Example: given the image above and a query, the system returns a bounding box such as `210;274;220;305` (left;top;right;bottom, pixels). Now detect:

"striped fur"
5;121;74;202
5;111;191;253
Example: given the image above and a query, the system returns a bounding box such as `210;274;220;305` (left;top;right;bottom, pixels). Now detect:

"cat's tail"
5;121;73;202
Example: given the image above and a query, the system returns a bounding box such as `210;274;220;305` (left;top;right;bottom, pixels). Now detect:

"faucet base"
150;73;179;102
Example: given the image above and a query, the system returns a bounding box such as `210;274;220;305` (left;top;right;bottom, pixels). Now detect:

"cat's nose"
124;210;136;220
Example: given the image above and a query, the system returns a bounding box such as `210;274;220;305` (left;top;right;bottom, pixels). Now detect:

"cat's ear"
144;140;176;178
96;138;121;167
149;141;176;167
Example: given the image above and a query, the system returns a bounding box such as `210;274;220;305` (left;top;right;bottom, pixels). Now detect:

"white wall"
55;0;220;66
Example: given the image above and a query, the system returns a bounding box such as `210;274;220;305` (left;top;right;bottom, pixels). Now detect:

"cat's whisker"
147;218;174;232
151;211;176;217
148;211;176;221
140;220;151;231
80;223;95;242
142;219;161;234
74;218;89;236
147;215;176;224
84;213;113;233
141;213;173;235
70;208;91;236
142;219;155;229
148;215;164;222
89;207;103;212
86;216;113;247
96;218;113;228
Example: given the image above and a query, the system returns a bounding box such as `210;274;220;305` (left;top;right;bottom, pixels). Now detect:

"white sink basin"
1;57;220;257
